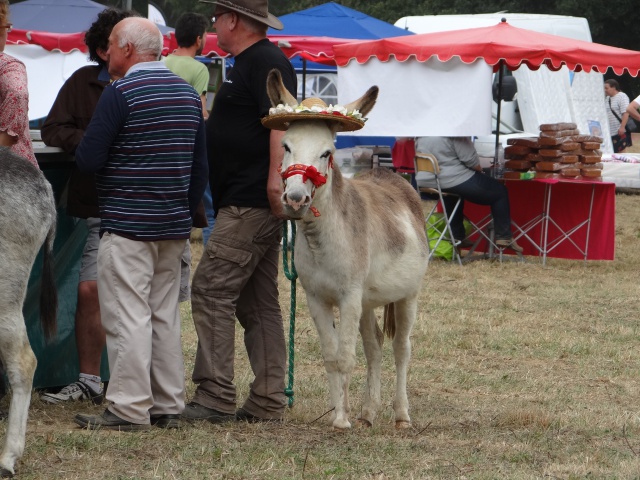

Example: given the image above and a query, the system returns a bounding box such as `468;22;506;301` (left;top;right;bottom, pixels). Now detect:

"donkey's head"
262;69;378;219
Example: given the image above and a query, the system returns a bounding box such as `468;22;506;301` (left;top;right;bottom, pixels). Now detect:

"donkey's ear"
343;86;379;118
266;69;298;108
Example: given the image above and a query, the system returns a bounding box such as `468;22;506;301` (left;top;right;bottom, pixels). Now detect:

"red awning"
333;20;640;76
7;29;355;66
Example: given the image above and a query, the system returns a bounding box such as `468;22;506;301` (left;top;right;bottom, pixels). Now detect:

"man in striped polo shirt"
73;17;208;430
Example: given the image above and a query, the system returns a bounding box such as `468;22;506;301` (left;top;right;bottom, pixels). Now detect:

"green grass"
4;193;640;478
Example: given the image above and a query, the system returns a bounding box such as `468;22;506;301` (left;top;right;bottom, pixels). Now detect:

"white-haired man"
74;17;208;430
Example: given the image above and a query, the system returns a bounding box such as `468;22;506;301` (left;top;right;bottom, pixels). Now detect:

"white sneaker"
41;381;104;405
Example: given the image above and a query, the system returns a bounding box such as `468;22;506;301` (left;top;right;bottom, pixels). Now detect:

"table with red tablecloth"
463;178;616;262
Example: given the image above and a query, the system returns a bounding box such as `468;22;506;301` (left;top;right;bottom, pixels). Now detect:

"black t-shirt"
207;39;297;211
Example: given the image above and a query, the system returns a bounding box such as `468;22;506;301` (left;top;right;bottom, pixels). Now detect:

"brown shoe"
74;409;150;431
235;408;283;424
181;402;234;424
495;238;524;253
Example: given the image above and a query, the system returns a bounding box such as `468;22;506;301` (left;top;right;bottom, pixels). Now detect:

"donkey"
0;147;57;477
263;70;428;430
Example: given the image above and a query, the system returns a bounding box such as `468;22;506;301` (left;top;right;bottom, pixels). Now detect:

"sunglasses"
211;12;232;24
0;24;12;33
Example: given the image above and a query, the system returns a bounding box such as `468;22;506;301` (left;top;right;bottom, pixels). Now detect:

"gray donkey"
0;147;57;477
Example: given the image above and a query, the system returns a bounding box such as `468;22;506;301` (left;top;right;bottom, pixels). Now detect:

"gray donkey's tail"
40;219;58;340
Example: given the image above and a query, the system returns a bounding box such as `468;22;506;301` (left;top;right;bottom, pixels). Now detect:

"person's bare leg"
75;280;105;376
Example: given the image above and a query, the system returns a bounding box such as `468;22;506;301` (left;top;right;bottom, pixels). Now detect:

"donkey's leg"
308;291;362;429
329;292;363;429
357;309;382;427
391;297;417;429
0;313;37;477
306;296;344;426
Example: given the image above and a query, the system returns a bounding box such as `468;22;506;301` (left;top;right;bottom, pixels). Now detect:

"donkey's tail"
383;303;396;340
40;219;58;340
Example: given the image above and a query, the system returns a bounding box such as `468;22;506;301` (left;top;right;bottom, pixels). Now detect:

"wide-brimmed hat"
199;0;283;30
261;97;366;132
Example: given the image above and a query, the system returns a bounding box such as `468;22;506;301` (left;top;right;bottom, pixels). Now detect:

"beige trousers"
97;233;186;424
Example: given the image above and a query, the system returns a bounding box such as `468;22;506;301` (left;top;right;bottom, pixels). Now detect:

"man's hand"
268;130;287;219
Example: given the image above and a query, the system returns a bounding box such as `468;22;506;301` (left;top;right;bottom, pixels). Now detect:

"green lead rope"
282;220;297;407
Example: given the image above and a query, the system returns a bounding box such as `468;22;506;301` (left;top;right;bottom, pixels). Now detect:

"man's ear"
124;42;133;58
96;48;108;63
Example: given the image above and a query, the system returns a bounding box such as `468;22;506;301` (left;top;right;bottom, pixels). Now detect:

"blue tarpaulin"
9;0;110;34
271;2;413;39
9;0;173;34
272;2;412;71
270;3;412;148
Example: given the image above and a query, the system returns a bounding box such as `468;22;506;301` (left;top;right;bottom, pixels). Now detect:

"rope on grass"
282;220;297;407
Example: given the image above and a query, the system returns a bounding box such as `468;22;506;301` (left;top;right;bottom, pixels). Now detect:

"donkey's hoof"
0;466;14;478
395;420;412;430
331;419;352;430
354;418;372;428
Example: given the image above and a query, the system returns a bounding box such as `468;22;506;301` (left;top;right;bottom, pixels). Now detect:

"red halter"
280;156;333;217
281;160;331;187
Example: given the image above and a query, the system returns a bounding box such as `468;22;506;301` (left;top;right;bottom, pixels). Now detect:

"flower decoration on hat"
262;97;368;132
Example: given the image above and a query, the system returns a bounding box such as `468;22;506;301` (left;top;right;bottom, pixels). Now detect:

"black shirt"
207;38;297;211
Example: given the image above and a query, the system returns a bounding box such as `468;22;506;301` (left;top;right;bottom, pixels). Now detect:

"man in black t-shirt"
183;0;297;424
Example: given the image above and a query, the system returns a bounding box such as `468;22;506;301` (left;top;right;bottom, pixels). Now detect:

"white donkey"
263;70;428;430
0;147;57;477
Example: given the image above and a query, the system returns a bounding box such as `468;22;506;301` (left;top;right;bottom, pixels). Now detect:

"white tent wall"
337;57;493;137
5;44;92;121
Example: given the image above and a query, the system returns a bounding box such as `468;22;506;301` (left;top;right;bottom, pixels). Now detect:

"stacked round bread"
503;122;603;180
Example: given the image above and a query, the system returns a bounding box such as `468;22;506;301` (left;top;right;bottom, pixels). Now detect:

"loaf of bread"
506;137;541;148
580;155;602;164
539;129;581;138
525;153;545;162
535;172;561;179
559;155;579;164
572;135;603;143
580;162;604;170
503;170;525;180
505;145;533;157
560;142;580;151
539;149;564;157
560;167;581;177
535;161;564;172
580;169;602;178
539;122;577;131
504;159;533;171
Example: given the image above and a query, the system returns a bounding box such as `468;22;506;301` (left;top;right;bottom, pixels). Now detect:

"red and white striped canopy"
333;20;640;76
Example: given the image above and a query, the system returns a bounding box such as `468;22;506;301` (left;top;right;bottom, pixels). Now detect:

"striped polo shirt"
76;62;208;241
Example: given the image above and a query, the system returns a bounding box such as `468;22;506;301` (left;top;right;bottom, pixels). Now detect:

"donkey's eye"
320;150;331;159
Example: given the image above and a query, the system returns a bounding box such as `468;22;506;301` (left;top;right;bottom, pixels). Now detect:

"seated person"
415;136;522;252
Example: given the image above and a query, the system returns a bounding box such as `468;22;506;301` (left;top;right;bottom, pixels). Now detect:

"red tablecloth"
463;178;616;260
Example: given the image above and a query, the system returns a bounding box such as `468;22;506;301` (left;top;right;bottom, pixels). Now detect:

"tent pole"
302;58;307;100
493;64;504;179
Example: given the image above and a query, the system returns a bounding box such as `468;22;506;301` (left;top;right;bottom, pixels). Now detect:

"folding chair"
414;152;463;265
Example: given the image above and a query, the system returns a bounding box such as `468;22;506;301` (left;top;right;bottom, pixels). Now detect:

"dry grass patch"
3;193;640;478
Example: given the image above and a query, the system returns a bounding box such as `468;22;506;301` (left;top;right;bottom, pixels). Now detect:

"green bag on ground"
425;213;473;261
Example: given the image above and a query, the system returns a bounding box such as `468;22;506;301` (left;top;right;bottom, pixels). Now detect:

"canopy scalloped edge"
335;53;640;77
332;21;640;78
